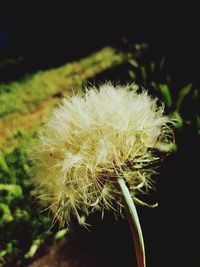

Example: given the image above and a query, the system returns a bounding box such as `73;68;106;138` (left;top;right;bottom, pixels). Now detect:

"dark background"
0;2;199;267
0;1;200;85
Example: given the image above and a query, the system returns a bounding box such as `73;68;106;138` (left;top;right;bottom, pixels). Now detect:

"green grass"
0;47;123;118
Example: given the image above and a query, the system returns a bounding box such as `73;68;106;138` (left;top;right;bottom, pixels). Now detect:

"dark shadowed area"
1;1;200;84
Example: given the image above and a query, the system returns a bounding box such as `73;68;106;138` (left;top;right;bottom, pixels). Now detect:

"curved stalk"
117;176;146;267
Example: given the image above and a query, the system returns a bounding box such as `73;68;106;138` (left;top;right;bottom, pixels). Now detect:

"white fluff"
32;83;173;225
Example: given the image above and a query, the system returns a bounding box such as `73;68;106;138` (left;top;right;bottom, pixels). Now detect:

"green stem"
117;176;146;267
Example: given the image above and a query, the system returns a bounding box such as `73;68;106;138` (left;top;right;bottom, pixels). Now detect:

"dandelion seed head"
32;83;173;225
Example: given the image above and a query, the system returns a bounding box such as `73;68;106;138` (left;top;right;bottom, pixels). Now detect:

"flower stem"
117;176;146;267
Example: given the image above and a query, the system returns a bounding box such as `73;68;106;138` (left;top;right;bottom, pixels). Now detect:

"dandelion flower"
32;83;173;225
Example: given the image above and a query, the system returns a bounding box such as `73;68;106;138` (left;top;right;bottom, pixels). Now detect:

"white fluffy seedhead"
32;83;173;226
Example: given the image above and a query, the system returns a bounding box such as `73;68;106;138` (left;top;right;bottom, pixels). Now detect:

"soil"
28;215;135;267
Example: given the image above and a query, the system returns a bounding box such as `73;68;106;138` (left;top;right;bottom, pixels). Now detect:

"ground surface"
27;216;135;267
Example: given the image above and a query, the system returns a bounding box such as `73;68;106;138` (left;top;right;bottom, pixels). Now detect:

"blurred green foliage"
127;44;200;133
0;145;54;265
0;47;123;118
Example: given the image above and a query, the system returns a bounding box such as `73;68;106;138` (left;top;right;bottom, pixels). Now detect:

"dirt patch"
28;217;135;267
